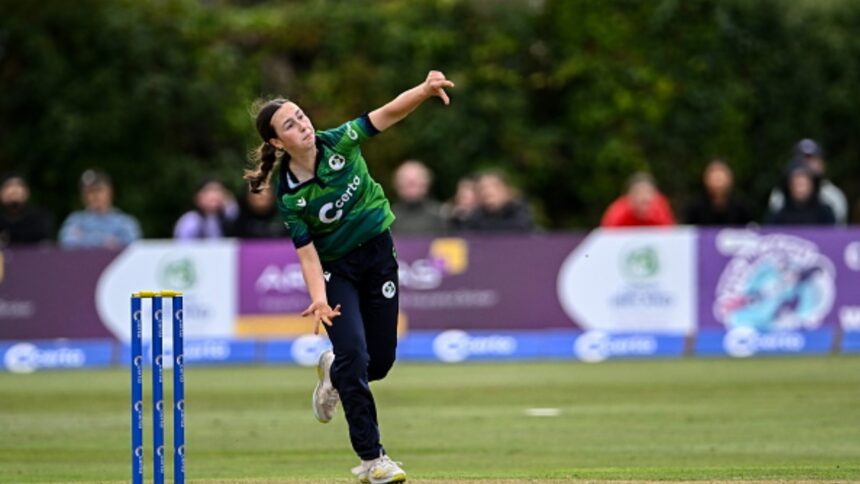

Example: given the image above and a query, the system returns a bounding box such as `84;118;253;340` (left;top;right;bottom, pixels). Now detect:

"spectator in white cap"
768;138;847;224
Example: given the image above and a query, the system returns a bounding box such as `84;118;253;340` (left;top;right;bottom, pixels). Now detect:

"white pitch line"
524;407;561;417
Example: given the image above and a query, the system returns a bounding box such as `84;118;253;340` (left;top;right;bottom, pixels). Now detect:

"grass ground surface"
1;357;859;482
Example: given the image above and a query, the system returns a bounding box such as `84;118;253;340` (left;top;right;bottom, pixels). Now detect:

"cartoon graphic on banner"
712;231;835;331
696;228;860;357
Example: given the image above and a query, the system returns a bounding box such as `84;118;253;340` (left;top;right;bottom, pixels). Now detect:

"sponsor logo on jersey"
318;175;361;224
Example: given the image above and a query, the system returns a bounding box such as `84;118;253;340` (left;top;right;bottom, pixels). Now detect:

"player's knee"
333;346;369;378
367;353;396;382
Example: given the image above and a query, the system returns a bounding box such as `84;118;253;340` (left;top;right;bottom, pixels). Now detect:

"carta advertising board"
118;339;258;367
0;340;114;373
396;330;685;363
695;328;834;357
842;331;860;353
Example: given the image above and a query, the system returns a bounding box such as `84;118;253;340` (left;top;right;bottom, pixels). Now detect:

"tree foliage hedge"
2;0;859;235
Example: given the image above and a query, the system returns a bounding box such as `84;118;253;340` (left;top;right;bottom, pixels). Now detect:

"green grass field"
1;357;859;483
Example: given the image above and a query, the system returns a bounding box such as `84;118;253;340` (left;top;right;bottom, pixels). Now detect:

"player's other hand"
302;301;342;335
423;70;455;105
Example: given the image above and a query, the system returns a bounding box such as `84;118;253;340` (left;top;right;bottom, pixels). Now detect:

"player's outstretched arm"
297;243;341;334
368;70;455;132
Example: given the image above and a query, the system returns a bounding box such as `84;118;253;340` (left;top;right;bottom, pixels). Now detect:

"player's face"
269;102;315;153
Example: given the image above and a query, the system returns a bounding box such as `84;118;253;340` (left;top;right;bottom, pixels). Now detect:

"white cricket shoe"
353;455;406;484
312;350;338;423
351;462;371;484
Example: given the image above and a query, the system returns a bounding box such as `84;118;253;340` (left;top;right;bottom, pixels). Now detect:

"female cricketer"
244;70;454;483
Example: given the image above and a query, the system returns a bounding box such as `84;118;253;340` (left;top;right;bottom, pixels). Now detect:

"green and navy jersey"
275;114;396;261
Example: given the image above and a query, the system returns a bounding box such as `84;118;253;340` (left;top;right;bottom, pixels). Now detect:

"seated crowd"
0;138;852;248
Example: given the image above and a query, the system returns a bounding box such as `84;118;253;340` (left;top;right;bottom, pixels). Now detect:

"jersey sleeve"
276;196;312;249
316;113;380;154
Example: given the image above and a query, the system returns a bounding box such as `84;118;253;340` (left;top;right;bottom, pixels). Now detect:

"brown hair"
244;99;287;193
626;171;657;191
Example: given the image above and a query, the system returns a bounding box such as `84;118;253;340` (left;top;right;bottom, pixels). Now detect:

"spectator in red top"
600;172;675;227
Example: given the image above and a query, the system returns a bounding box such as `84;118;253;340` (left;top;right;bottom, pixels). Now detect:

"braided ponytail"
244;143;279;193
245;98;289;193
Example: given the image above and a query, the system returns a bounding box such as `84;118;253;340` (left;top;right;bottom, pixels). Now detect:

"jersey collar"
279;136;326;194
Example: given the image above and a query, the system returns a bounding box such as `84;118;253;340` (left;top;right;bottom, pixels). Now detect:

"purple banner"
6;229;858;344
697;228;860;332
238;240;306;315
237;235;584;332
0;248;118;339
393;235;583;330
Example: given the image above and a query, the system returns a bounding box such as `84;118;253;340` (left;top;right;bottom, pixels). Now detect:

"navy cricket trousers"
321;230;399;460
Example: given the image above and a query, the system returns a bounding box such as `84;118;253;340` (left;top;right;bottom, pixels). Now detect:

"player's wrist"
417;83;434;99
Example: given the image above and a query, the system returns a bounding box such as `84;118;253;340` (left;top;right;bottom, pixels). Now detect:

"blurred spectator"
390;160;446;235
601;172;675;228
0;174;53;246
174;178;238;240
765;163;835;226
684;159;753;226
59;169;141;249
461;169;535;232
443;176;478;232
768;138;847;224
232;186;287;239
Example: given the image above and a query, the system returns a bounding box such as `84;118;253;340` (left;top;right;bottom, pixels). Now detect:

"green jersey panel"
275;114;395;261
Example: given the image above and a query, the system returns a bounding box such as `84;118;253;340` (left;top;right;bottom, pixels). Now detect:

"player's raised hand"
423;70;455;105
302;301;342;335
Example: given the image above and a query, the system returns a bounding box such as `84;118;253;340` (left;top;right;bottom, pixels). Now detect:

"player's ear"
269;138;284;151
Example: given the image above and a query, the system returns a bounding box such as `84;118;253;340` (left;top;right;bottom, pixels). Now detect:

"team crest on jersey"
328;154;346;171
382;281;396;299
347;124;359;141
296;197;307;208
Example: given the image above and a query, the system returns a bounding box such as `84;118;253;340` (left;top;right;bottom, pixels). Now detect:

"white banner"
95;240;237;342
556;228;697;334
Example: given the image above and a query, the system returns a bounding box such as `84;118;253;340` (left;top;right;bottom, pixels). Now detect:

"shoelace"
371;455;403;471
